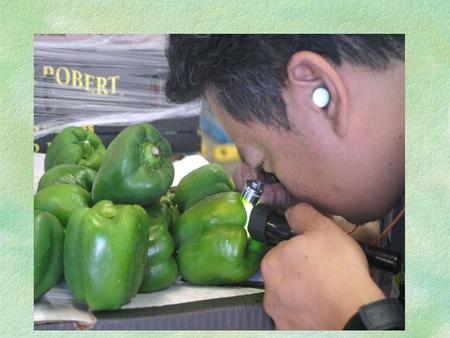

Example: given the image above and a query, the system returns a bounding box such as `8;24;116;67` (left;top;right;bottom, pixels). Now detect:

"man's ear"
285;51;349;137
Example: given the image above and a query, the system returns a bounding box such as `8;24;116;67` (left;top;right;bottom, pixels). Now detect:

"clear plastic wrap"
34;35;200;139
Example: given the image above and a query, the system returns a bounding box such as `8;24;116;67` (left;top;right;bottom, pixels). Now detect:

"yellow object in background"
213;144;239;162
200;132;241;176
200;133;240;163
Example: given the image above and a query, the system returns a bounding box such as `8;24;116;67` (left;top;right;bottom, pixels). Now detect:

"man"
165;34;404;330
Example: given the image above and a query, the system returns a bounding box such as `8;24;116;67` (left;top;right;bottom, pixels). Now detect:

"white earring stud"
312;87;330;108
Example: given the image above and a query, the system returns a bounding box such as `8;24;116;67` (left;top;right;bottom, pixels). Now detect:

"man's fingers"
259;183;298;210
285;203;331;234
232;163;257;191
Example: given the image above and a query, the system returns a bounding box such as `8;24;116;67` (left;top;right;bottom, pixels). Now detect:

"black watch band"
344;298;404;330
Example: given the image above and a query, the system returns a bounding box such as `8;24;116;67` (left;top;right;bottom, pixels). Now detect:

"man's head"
166;34;404;223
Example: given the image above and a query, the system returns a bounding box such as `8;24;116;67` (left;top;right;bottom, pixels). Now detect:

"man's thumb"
285;203;326;234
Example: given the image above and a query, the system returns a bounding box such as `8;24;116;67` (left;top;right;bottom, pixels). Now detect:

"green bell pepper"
44;127;105;171
139;202;178;293
174;163;234;212
37;164;96;192
173;192;264;285
64;200;150;311
34;183;92;228
34;210;65;300
92;123;174;205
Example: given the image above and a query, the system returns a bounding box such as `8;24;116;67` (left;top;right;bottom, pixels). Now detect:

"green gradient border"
1;1;449;336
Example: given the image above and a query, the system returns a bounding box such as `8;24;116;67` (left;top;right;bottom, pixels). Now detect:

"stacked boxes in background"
34;34;201;154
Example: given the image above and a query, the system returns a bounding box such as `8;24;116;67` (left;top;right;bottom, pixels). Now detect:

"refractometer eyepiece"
242;179;264;205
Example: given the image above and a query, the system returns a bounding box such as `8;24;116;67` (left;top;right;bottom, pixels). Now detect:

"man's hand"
261;203;385;330
232;163;298;209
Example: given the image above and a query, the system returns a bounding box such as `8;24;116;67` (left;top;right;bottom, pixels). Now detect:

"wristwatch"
344;298;404;330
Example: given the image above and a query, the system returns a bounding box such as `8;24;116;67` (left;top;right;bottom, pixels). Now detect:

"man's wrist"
344;298;405;330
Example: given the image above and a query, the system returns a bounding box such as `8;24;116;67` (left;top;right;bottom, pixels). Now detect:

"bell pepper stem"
141;143;161;167
99;202;117;218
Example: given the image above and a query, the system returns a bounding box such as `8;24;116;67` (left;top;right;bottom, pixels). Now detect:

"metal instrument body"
241;179;264;205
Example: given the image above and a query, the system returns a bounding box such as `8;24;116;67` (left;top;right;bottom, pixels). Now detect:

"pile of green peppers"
34;124;265;311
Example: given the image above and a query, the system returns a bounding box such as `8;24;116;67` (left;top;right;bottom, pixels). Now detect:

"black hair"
165;34;404;128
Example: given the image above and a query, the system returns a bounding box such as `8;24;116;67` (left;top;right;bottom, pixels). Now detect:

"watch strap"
344;298;404;330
